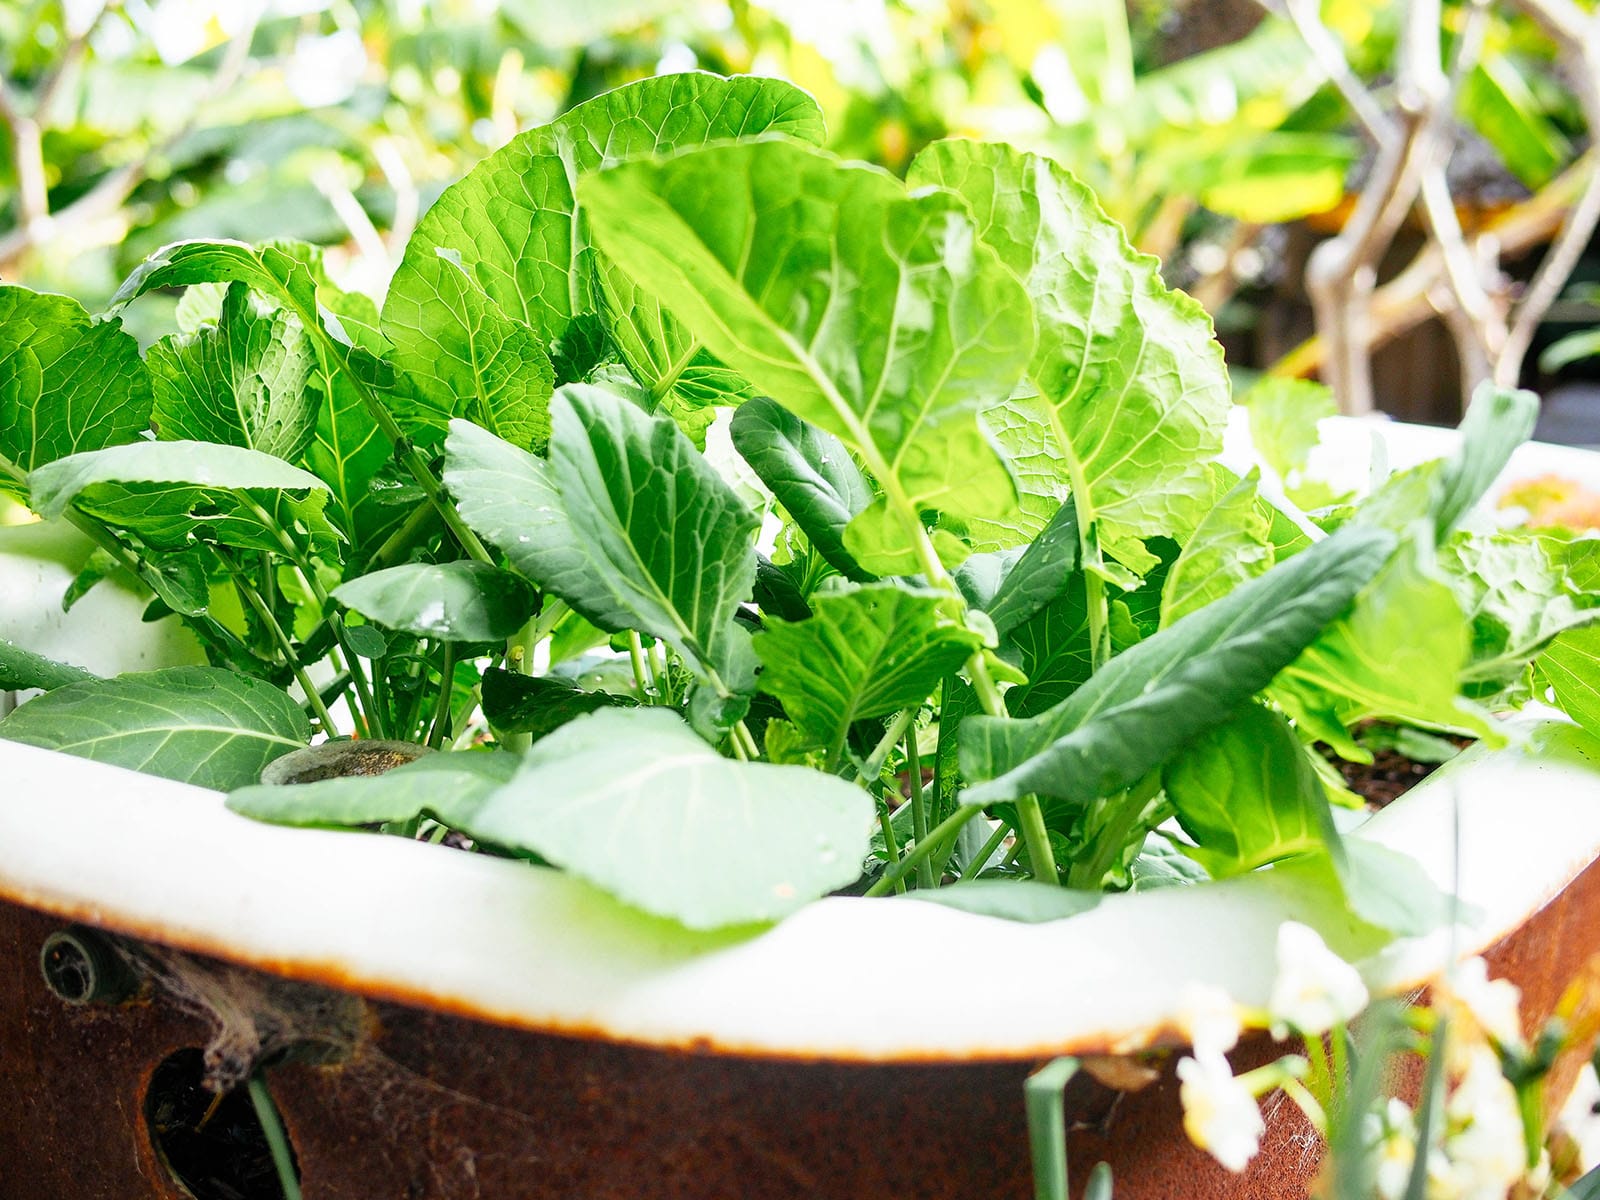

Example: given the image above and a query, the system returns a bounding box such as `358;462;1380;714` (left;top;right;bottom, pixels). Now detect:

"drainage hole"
145;1049;300;1200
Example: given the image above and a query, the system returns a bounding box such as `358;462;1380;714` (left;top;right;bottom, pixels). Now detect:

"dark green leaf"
582;138;1033;571
729;397;875;582
1162;702;1337;877
334;561;537;642
445;384;757;695
958;498;1082;638
459;708;874;928
961;525;1395;804
479;667;637;742
0;639;95;691
147;281;318;460
0;285;152;498
228;751;517;829
0;666;310;790
754;584;984;756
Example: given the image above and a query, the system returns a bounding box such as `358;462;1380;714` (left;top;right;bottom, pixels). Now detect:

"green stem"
626;631;651;702
876;796;907;895
428;641;457;750
222;555;340;737
246;1074;302;1200
963;818;1011;881
1015;794;1059;884
728;727;750;761
905;729;933;889
363;500;439;572
734;719;761;760
848;708;917;783
864;802;984;897
327;613;384;738
1025;1057;1080;1200
1065;772;1161;890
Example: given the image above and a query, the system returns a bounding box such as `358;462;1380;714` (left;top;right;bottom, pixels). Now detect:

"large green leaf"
383;74;824;426
444;384;758;696
754;584;984;757
1162;702;1336;878
908;140;1228;567
0;285;152;498
459;708;874;928
1239;378;1337;484
581;138;1034;572
28;440;339;558
961;524;1394;804
479;667;638;743
111;239;322;316
146;281;318;461
0;639;95;692
999;588;1095;719
333;561;538;642
729;397;875;583
1428;383;1538;540
0;666;310;790
228;751;517;828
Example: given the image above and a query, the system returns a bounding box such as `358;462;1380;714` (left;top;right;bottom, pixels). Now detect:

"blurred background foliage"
1;0;1595;416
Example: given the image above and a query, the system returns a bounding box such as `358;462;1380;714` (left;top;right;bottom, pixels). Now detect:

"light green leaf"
333;561;538;642
754;584;984;756
908;140;1229;564
460;708;874;928
445;384;758;695
0;639;96;691
147;281;318;460
1240;378;1337;482
384;74;824;423
961;525;1394;804
582;138;1033;568
902;879;1103;922
1163;702;1337;878
1538;625;1600;739
29;440;338;558
0;285;152;498
1160;469;1274;625
111;239;321;317
1271;543;1488;758
729;397;875;583
228;751;518;829
1460;57;1569;189
1430;383;1538;540
382;249;555;451
0;666;310;790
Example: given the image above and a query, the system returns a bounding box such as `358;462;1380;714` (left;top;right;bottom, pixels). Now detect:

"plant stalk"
864;802;984;897
223;555;340;737
1014;794;1059;884
905;729;933;889
876;796;907;895
428;641;457;750
246;1074;302;1200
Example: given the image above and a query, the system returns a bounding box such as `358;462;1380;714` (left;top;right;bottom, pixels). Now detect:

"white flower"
1176;982;1242;1056
1268;921;1369;1038
1176;1047;1264;1172
1439;957;1525;1052
1436;1045;1528;1200
1363;1097;1417;1200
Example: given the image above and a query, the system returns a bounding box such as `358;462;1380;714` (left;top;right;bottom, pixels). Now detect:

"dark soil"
1329;748;1446;809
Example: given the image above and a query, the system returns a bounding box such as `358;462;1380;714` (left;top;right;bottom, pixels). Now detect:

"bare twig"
1271;0;1392;140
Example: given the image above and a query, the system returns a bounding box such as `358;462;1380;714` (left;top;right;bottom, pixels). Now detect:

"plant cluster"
3;72;1600;947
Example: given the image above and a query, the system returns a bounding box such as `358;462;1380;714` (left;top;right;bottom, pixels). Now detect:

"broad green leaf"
902;880;1103;922
908;140;1228;566
1162;702;1336;878
957;499;1083;638
1271;543;1488;759
1431;383;1538;540
729;397;875;583
28;440;339;558
480;667;638;743
1000;589;1094;719
0;285;152;498
1160;469;1274;625
753;584;984;757
1538;625;1600;739
1460;57;1568;189
0;639;95;691
1444;530;1600;688
147;281;318;460
383;74;824;425
111;239;321;317
228;751;518;829
1240;378;1337;482
382;249;555;451
582;138;1034;570
1191;132;1360;224
0;666;310;790
333;561;538;642
460;708;874;928
961;524;1395;804
445;384;758;696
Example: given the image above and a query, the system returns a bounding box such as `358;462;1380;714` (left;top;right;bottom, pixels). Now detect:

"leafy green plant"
4;71;1599;947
